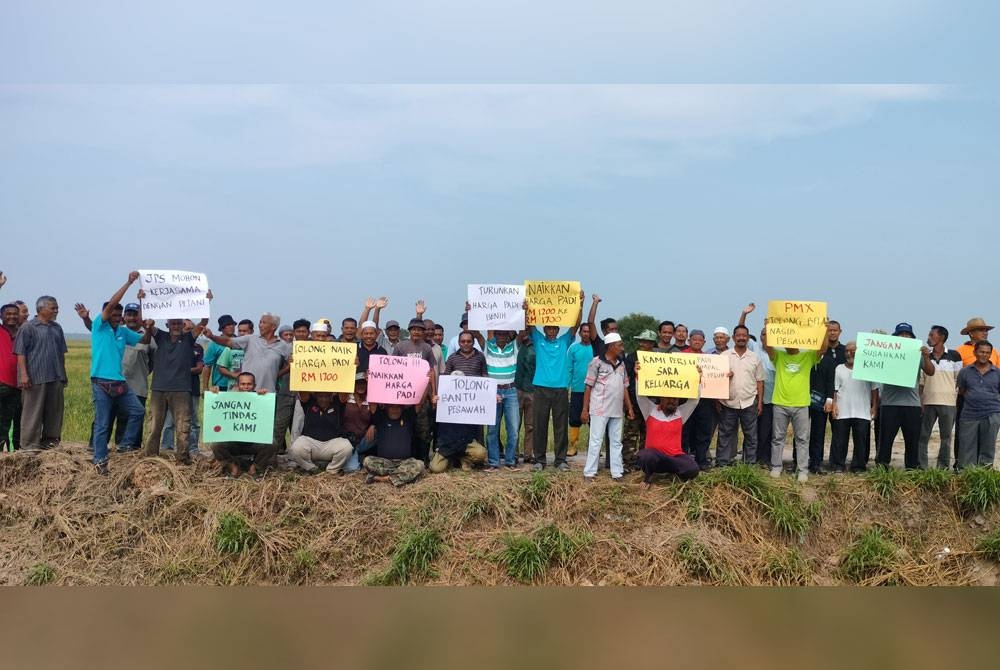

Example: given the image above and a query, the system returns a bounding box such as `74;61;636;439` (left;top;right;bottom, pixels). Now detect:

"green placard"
851;332;922;387
202;391;275;444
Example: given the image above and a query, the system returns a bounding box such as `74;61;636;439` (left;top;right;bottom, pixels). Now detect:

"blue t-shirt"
202;340;230;389
90;315;142;381
567;341;593;393
531;328;573;389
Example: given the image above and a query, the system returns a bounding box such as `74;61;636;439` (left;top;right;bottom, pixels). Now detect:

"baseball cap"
604;333;623;345
407;318;426;330
278;324;292;334
386;320;400;329
124;303;141;314
690;329;706;339
893;322;915;337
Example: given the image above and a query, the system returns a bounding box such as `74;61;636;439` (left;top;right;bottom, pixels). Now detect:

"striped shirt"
13;318;68;384
486;338;518;384
444;349;488;377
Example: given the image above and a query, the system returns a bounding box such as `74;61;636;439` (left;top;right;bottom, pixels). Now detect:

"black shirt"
151;330;196;393
356;342;388;374
302;397;345;442
374;408;416;460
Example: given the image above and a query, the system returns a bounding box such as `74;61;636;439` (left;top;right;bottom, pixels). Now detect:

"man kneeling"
363;404;426;487
210;372;278;478
430;420;487;473
637;395;701;485
288;391;354;474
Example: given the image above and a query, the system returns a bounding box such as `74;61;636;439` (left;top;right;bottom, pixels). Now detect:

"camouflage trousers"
362;456;426;487
621;415;646;470
414;402;434;463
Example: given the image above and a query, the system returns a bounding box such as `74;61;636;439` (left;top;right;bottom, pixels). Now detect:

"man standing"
161;322;205;457
527;291;584;472
444;331;488;377
141;313;207;465
203;315;237;392
14;295;68;452
874;323;935;470
391;317;439;463
682;329;717;470
581;333;634;481
567;322;595;457
738;305;774;467
655;321;676;352
956;341;1000;469
483;329;521;470
954;318;1000;462
919;325;963;470
514;330;536;464
89;272;147;472
203;312;292;473
717;325;765;466
217;319;254;383
807;321;847;474
763;318;830;482
0;302;21;451
831;341;877;472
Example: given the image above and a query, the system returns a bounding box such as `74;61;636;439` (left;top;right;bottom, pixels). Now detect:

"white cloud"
1;84;943;189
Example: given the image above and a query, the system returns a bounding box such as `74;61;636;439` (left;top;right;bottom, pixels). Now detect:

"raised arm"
568;289;585;340
74;303;93;332
189;290;212;339
762;318;776;362
586;294;601;334
102;271;140;322
202;327;233;348
738;302;755;328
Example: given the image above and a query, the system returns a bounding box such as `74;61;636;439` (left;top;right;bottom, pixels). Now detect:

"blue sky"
1;3;997;342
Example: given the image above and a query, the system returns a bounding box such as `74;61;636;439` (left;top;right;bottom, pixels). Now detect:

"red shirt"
645;410;685;457
0;327;16;387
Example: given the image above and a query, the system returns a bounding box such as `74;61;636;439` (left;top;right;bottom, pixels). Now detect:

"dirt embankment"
2;444;1000;586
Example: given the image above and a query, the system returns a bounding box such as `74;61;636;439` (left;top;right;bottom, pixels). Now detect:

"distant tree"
615;312;659;354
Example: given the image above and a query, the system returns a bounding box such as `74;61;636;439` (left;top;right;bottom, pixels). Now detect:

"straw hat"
961;317;994;336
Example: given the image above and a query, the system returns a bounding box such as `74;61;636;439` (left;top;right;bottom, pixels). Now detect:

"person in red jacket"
637;394;702;485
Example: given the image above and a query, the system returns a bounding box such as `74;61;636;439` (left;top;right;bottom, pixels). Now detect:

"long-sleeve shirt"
514;341;536;392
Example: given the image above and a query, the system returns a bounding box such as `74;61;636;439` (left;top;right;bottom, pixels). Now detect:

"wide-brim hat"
634;329;658;342
961;317;995;336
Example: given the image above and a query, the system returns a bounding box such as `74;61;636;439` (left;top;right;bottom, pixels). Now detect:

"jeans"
918;404;956;470
487;387;520;466
717;404;759;465
162;394;200;454
0;382;21;451
957;414;1000;470
345;436;375;473
91;379;145;465
533;386;568;466
771;405;809;472
584;415;623;478
637;448;699;482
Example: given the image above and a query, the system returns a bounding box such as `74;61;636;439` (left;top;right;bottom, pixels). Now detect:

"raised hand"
743;302;756;315
128;270;140;283
143;319;156;331
206;289;214;301
0;271;6;288
375;296;388;309
365;297;376;310
74;303;90;320
415;299;426;316
592;294;601;303
137;288;146;300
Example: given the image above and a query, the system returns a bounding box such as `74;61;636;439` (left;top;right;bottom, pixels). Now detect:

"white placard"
139;269;210;320
467;284;525;331
435;374;498;425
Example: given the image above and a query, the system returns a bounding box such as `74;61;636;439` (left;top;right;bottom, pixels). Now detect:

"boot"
568;426;580;457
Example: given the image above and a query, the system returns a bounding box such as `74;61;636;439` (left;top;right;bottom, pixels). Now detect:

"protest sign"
766;300;828;350
435;375;498;425
696;354;731;400
524;280;581;327
139;269;210;320
290;341;357;393
636;351;700;398
367;354;431;405
467;284;526;331
852;332;923;387
202;391;275;444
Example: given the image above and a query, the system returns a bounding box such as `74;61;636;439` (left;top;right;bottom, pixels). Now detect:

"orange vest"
957;342;1000;367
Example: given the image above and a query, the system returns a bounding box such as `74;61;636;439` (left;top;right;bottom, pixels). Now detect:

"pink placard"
367;354;431;405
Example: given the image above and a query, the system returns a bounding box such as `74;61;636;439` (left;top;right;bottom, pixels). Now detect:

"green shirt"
772;350;819;407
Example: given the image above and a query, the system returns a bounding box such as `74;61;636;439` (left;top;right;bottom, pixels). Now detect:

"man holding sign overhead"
525;288;585;472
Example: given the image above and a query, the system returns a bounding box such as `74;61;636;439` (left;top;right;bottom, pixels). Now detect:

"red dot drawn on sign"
213;425;222;432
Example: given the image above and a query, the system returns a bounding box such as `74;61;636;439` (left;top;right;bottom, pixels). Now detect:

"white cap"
311;321;331;333
360;320;377;330
604;333;623;345
713;327;730;337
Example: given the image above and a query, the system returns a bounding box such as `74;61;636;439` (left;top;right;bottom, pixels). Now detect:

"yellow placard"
696;353;731;400
636;351;700;398
290;341;357;393
766;300;828;350
524;280;581;327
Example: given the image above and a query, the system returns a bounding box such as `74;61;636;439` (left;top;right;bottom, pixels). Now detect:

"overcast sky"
1;2;997;342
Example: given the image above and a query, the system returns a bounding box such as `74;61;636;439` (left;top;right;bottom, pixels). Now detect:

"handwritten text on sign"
636;351;700;398
696;354;731;400
524;280;581;327
851;332;923;387
367;354;431;405
467;284;525;332
202;391;275;444
435;375;498;425
139;269;210;320
290;341;357;393
766;300;828;350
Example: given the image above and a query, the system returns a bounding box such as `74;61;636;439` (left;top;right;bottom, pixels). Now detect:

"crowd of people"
2;271;999;488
